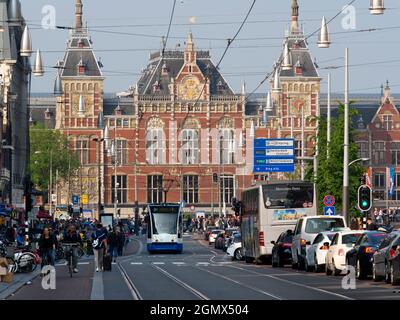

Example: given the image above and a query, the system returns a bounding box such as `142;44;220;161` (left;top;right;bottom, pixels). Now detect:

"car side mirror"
323;242;330;248
271;241;276;245
306;241;311;245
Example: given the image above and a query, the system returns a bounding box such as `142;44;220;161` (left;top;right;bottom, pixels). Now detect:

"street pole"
343;48;350;224
114;126;118;218
97;139;102;217
49;150;52;216
301;104;305;181
327;73;331;159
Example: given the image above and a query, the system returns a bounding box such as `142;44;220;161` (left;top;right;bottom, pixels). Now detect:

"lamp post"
93;112;105;217
349;158;370;167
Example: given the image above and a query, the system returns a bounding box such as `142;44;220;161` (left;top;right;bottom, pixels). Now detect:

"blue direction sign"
72;195;79;205
324;206;336;216
253;138;295;173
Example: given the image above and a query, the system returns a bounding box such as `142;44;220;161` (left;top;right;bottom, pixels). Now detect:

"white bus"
240;181;317;263
146;203;183;253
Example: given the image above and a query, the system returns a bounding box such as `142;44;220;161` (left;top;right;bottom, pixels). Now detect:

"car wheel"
298;253;305;270
234;248;242;261
325;263;333;276
391;263;400;286
385;262;391;284
277;254;284;268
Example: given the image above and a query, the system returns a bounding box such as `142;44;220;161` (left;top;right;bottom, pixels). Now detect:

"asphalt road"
6;234;400;300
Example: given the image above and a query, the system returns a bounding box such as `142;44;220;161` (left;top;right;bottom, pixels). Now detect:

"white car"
325;230;365;276
209;230;223;245
227;234;243;261
305;231;336;272
292;216;347;270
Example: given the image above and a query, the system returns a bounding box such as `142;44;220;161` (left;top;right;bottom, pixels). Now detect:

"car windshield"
151;213;178;235
342;233;362;244
282;234;293;243
368;233;389;245
305;218;345;234
263;183;313;209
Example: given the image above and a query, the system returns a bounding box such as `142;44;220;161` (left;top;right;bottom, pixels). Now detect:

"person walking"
38;227;56;268
91;224;108;272
107;227;119;263
117;228;126;256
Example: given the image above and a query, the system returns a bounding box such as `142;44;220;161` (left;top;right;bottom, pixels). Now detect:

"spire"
383;80;392;104
75;0;83;32
291;0;299;33
186;32;194;52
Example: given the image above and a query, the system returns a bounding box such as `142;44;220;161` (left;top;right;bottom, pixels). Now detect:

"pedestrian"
91;223;108;272
366;218;378;231
117;228;125;256
38;227;56;268
107;227;119;263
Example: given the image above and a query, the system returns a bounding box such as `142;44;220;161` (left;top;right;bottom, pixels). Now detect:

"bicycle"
62;243;80;278
0;242;38;273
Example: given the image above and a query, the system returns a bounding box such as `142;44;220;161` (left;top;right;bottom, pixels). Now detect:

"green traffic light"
362;200;368;207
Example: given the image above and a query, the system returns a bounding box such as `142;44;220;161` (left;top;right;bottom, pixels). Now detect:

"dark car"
271;230;293;268
373;231;400;285
346;231;389;280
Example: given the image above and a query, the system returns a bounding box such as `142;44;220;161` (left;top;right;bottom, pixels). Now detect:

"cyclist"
62;225;82;273
38;227;56;268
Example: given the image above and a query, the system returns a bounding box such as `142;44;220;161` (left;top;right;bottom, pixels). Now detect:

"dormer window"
217;80;224;92
78;39;84;48
382;115;393;131
78;59;85;75
153;81;160;93
161;63;168;76
295;60;302;76
115;105;122;116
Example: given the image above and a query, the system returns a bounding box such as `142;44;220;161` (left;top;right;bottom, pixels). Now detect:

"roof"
103;97;135;116
60;31;103;78
136;49;234;96
279;37;319;79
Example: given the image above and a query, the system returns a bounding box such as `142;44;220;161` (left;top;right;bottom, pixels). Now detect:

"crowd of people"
186;215;240;232
0;217;131;273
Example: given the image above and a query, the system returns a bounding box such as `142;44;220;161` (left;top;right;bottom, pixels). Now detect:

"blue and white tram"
146;203;183;253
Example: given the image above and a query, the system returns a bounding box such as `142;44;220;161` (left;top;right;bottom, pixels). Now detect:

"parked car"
373;231;400;285
292;216;347;270
271;230;293;268
214;232;226;249
222;228;239;252
325;230;365;276
209;230;223;245
346;231;389;280
305;231;336;272
224;230;240;252
227;233;243;261
205;226;217;241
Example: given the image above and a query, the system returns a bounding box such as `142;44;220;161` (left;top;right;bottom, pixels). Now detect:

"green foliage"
308;102;365;218
29;124;80;191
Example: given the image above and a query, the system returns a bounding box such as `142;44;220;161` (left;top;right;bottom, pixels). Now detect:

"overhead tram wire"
242;0;358;104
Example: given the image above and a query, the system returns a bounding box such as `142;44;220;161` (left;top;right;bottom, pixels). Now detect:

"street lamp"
349;157;370;167
369;0;385;15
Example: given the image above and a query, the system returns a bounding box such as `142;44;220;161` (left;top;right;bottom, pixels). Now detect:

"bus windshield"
263;184;314;209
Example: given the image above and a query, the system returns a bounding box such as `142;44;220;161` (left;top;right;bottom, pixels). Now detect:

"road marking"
117;263;142;300
172;262;186;265
152;262;165;265
78;262;89;265
152;264;210;300
90;267;104;300
130;262;143;265
228;265;354;300
197;266;282;300
55;262;67;266
196;262;210;266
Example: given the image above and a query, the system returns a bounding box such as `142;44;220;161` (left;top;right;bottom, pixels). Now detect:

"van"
291;215;347;270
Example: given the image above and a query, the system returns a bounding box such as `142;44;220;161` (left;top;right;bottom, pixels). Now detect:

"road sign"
323;195;335;207
72;195;79;205
253;138;295;173
51;194;57;202
324;206;336;216
82;194;89;205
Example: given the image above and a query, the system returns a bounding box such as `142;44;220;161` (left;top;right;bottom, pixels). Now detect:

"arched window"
181;129;199;164
146;129;164;165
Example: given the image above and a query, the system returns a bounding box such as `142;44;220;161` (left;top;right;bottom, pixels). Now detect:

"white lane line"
228;265;354;300
197;266;282;300
130;262;143;265
78;262;90;265
152;262;165;265
196;262;210;266
152;264;210;300
172;262;186;265
55;262;67;266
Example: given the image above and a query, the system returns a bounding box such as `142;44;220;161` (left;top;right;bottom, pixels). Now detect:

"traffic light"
357;185;372;211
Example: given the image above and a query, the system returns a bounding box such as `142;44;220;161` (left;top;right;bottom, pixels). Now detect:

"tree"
30;124;80;192
308;102;365;218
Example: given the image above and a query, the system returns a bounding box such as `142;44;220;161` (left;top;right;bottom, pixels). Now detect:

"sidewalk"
0;269;40;300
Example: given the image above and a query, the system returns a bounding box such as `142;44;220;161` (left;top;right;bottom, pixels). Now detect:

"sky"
19;0;400;95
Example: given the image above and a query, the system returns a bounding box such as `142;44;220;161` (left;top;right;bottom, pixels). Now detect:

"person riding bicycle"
38;227;56;268
62;225;82;273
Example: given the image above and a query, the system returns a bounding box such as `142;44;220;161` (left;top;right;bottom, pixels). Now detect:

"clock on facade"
291;97;308;115
178;76;202;100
